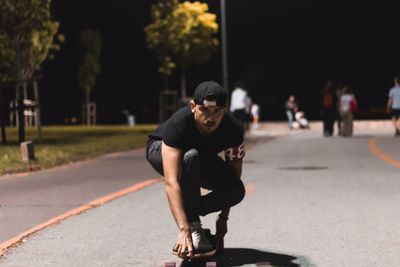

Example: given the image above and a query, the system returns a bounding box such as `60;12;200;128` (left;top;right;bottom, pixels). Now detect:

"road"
1;121;399;266
0;148;158;244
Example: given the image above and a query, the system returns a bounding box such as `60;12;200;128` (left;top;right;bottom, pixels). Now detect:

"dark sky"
23;1;400;124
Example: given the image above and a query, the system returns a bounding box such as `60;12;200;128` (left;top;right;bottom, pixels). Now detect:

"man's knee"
183;149;200;170
230;179;245;207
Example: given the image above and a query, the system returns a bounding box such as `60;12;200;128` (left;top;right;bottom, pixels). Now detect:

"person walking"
339;86;357;137
387;77;400;137
250;101;261;130
229;81;248;127
321;81;336;137
285;95;298;130
244;93;252;132
146;81;245;259
335;84;344;136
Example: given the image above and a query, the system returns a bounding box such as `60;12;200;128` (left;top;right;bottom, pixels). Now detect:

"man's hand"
216;216;228;238
174;228;194;259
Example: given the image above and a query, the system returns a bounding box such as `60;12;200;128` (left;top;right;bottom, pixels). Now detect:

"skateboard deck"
172;229;223;258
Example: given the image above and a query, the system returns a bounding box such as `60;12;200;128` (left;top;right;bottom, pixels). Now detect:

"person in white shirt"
250;102;261;130
339;86;357;137
229;81;248;127
387;77;400;137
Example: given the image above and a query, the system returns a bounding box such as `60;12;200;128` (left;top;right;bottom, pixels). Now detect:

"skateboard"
172;229;224;259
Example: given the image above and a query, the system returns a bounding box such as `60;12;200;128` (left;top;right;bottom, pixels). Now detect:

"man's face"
191;101;225;135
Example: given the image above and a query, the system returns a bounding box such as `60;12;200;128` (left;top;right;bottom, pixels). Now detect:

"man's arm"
161;141;193;258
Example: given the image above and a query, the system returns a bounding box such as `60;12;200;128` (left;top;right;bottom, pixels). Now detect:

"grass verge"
0;125;156;176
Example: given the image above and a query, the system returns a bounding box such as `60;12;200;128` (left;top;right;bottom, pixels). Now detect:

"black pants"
146;140;245;222
323;108;335;136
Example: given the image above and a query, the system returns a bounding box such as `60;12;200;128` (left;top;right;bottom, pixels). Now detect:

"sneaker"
190;221;213;252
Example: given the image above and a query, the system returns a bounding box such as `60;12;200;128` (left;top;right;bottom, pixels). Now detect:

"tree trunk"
16;41;25;143
33;80;42;142
0;84;6;145
23;82;30;127
180;68;186;100
163;74;169;91
86;91;90;126
17;83;25;143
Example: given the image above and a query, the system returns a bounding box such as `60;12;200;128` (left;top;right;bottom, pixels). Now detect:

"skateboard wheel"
206;262;217;267
164;262;176;267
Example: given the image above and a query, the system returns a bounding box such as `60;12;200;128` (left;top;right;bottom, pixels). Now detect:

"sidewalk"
248;120;395;138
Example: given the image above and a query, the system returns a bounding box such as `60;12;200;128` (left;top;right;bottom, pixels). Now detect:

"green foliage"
78;29;102;102
169;1;219;69
145;0;179;77
145;0;219;83
0;0;63;83
0;34;16;82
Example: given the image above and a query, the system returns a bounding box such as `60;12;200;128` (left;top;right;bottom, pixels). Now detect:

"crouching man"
146;81;246;259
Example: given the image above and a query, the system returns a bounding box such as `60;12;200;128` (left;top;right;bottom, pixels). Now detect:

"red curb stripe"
245;182;256;194
0;178;161;256
368;138;400;169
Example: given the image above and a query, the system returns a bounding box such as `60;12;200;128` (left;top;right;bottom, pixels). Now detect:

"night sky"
14;1;400;124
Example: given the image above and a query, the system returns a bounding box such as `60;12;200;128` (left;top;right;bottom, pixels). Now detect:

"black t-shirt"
149;105;245;160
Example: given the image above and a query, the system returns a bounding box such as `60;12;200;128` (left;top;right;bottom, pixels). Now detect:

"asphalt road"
1;121;399;267
0;148;159;243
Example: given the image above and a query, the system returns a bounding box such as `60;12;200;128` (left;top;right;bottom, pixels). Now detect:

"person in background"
335;84;344;136
285;95;298;130
321;81;336;137
244;93;252;132
229;81;248;128
339;86;357;137
250;101;261;130
387;77;400;137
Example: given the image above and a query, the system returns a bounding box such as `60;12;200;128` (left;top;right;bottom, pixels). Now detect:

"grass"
0;125;156;176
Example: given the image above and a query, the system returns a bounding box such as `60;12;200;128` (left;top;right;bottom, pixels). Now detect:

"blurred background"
2;0;400;125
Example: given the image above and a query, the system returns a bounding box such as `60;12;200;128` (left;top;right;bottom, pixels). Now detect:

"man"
146;81;246;259
335;84;344;136
250;101;261;130
229;81;248;127
321;80;336;137
387;77;400;137
285;95;298;130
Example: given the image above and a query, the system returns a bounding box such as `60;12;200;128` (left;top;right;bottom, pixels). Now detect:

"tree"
0;31;15;144
145;0;179;91
169;1;219;98
0;0;63;143
145;0;219;98
0;35;15;83
78;28;101;125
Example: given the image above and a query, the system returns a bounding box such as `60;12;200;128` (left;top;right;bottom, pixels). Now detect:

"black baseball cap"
193;81;227;107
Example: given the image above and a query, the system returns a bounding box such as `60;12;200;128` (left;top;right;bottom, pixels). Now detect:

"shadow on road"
180;248;307;267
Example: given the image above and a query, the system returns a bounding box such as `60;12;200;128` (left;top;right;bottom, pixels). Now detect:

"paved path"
0;148;159;244
1;121;399;266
